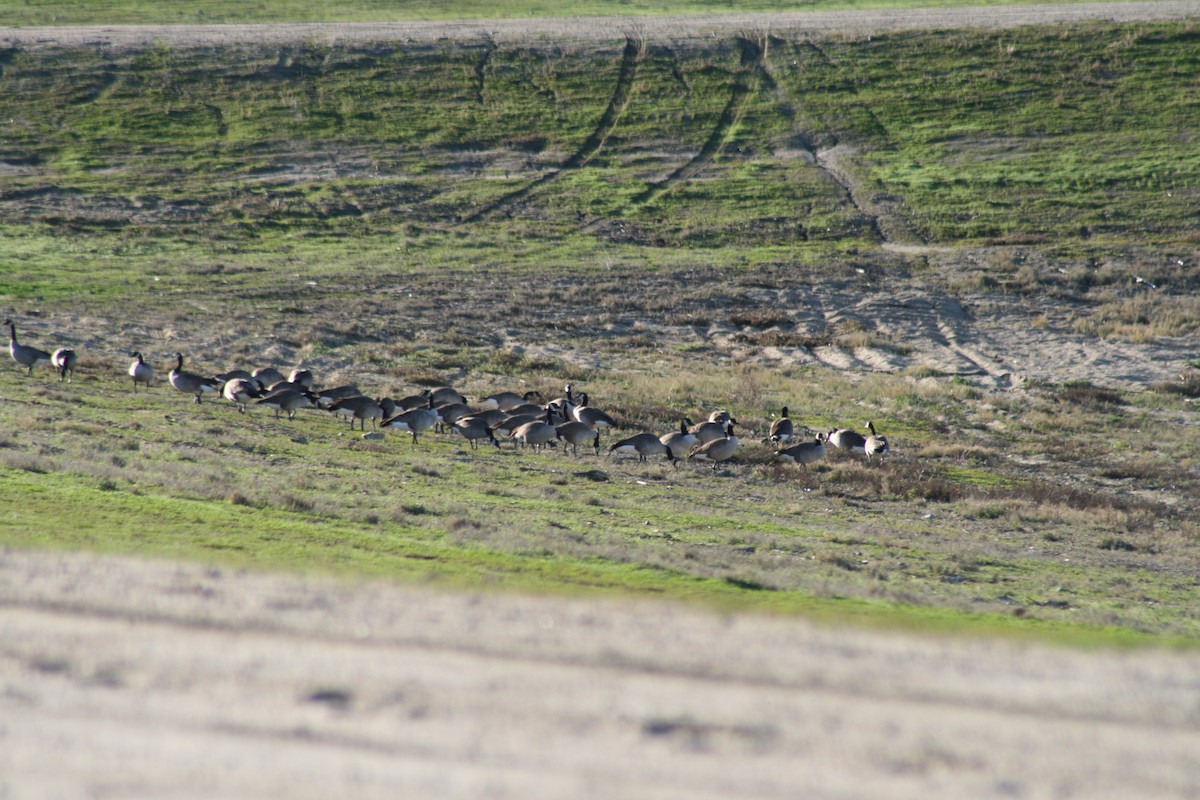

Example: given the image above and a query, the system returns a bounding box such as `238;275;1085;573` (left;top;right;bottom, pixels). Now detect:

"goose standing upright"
660;419;698;460
768;406;794;444
169;353;219;403
129;352;154;390
4;319;52;376
52;348;77;382
864;421;890;463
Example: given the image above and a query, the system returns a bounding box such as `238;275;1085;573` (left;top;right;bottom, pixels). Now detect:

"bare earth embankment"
3;5;1200;797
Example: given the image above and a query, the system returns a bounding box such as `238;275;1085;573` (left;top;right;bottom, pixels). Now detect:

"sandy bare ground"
4;7;1200;797
3;2;1199;50
3;548;1200;799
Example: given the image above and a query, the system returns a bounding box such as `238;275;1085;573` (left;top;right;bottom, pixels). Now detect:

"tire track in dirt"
471;36;497;105
465;34;646;222
626;33;768;209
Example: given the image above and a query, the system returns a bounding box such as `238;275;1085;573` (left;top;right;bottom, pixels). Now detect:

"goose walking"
129;352;154;390
52;348;77;382
4;319;52;376
169;353;219;403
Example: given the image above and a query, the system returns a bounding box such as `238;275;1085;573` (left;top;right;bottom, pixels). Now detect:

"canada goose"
556;421;600;457
777;433;827;469
396;393;432;412
460;408;508;429
504;402;548;417
768;406;794;444
608;432;677;466
688;422;740;470
512;409;558;452
491;412;539;443
52;348;77;382
480;389;544;412
288;368;314;388
451;416;500;450
4;319;51;376
377;397;400;419
129;352;154;390
263;379;307;395
169;353;219;403
660;419;699;460
216;369;259;389
256;388;317;420
328;396;384;431
316;385;363;408
865;421;890;463
428;386;467;406
571;392;617;435
434;401;473;433
252;366;286;388
222;377;262;412
690;419;729;445
827;427;867;455
381;397;439;444
707;410;737;425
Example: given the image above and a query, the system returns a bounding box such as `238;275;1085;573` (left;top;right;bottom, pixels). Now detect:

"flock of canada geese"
6;317;890;470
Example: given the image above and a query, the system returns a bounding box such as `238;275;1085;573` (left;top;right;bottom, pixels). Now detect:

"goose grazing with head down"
511;408;558;452
222;377;263;412
608;432;677;466
169;353;219;403
481;389;544;412
4;319;52;376
129;352;154;390
777;432;826;469
768;406;794;444
688;422;740;471
256;388;317;420
381;397;439;444
328;395;384;431
52;348;77;382
864;421;890;463
452;416;501;450
826;426;867;455
556;420;600;457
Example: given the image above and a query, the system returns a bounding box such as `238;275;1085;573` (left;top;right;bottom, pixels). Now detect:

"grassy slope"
1;14;1199;644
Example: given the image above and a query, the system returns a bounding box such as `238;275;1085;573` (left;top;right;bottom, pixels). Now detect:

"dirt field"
4;6;1200;797
4;548;1200;799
